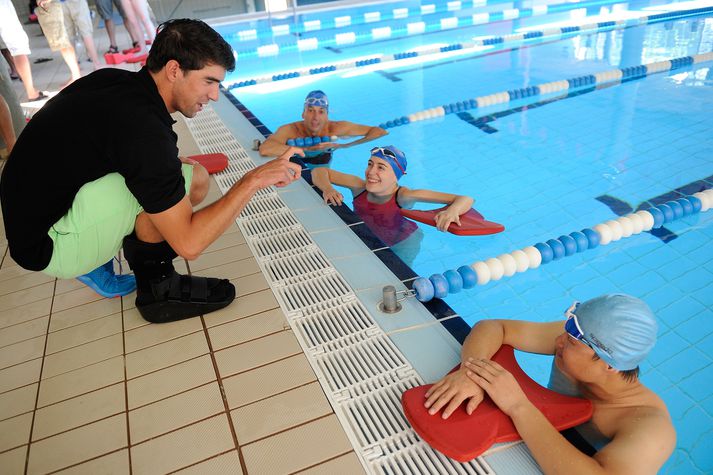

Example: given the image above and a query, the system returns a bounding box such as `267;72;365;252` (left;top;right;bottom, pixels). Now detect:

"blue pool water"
218;2;713;473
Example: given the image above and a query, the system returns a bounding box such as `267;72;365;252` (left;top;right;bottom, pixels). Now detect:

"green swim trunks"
44;164;194;279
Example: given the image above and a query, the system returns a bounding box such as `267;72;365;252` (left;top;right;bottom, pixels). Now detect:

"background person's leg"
94;0;119;52
36;1;81;85
67;0;100;68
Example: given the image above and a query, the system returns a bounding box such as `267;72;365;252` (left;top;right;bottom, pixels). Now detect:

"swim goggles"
304;96;329;110
563;301;597;350
371;146;406;176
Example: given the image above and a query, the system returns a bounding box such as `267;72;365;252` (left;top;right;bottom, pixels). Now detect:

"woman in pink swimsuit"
322;145;473;263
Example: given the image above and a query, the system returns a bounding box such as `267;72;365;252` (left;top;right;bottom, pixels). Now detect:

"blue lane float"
412;191;713;302
225;6;713;90
286;136;338;147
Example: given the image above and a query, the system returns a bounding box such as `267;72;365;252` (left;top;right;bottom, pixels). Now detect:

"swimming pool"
216;1;713;472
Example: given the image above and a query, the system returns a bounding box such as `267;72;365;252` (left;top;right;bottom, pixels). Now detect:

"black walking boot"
122;234;235;323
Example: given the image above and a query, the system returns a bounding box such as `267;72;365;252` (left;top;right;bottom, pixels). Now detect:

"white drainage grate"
292;300;376;347
185;106;502;475
250;228;314;258
241;194;289;216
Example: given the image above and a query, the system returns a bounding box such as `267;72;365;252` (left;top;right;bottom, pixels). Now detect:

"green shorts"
44;164;193;279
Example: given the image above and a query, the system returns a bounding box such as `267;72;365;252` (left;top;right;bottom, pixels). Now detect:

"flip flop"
27;91;48;102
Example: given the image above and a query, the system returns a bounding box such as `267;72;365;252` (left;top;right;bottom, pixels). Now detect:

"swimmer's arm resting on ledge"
425;320;560;418
397;188;474;232
327;121;388;150
259;124;301;157
320;168;365;206
463;355;674;475
429;319;675;474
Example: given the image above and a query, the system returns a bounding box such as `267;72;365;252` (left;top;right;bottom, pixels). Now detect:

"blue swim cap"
371;145;407;179
304;90;329;112
573;294;657;371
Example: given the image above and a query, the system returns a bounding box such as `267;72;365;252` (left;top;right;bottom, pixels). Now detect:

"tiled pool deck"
0;10;370;473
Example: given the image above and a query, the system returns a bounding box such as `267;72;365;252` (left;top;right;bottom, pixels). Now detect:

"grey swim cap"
573;294;657;371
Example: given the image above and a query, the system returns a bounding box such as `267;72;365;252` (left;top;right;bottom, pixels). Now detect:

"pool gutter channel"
184;105;541;474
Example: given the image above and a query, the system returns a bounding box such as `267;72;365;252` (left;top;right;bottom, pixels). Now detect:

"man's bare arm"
148;148;303;259
259;124;299;157
330;121;387;148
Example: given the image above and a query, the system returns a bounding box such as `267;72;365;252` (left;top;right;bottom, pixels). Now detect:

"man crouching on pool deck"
0;19;303;324
258;90;387;203
424;294;675;474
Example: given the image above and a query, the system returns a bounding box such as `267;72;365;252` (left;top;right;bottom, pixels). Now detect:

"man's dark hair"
146;19;235;73
591;354;639;383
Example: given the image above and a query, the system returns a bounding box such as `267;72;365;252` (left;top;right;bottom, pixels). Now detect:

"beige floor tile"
0;282;54;313
0;298;52;330
0;254;23;269
130;414;234;475
231;382;332;444
203;232;247;254
0;384;38;421
54;278;86;295
296;452;365;475
232;272;270;296
127;354;216;410
49;298;122;332
122;306;148;331
173;450;243;474
0;412;32;452
0;359;42;393
26;414;127;475
0;272;53;297
55;448;129;474
204;289;280;328
129;381;224;444
42;334;123;379
46;313;122;355
125;331;209;379
189;245;254;272
208;308;289;351
192;257;260;281
0;335;44;370
0;262;35;282
38;356;124;407
215;330;302;377
124;317;203;354
51;286;104;313
0;316;48;348
242;415;352;474
33;383;125;441
222;354;317;409
0;445;27;475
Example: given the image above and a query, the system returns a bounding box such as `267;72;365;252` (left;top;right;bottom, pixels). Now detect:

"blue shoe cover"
77;260;137;298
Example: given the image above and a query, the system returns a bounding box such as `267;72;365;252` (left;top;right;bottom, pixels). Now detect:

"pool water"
218;2;713;473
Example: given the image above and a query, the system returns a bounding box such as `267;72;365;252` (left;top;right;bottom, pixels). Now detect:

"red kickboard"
126;53;148;64
104;52;131;65
400;206;505;236
188;153;229;174
401;345;593;462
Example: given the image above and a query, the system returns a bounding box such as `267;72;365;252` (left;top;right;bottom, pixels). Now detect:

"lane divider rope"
376;51;713;129
225;6;713;89
230;0;624;58
412;190;713;302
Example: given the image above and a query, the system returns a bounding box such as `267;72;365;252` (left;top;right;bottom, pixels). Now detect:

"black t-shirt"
0;68;185;271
